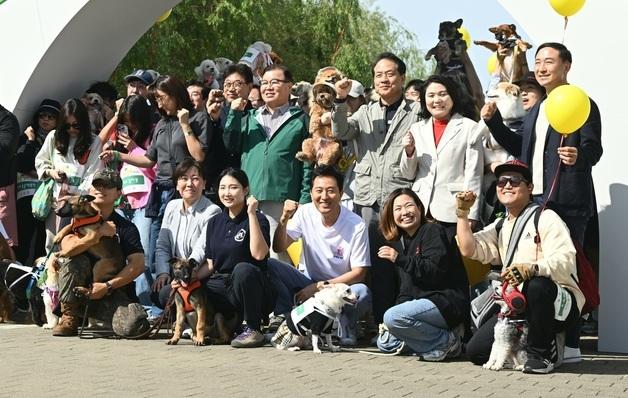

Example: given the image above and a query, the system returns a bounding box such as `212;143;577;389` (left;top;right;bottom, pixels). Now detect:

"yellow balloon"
156;8;172;23
545;85;591;135
487;53;498;74
549;0;586;17
458;26;472;51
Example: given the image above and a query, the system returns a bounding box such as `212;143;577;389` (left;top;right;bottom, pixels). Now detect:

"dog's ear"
188;258;199;269
169;258;180;266
79;195;95;203
509;24;517;33
454;18;463;28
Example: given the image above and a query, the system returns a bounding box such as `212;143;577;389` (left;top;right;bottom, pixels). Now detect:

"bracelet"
183;130;194;136
105;281;114;296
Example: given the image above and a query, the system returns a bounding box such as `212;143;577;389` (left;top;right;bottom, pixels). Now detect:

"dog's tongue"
181;281;188;288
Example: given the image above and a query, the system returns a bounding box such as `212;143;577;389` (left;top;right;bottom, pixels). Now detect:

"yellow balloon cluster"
458;26;472;51
545;85;590;135
549;0;586;17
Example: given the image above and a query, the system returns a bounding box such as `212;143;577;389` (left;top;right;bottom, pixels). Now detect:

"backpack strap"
501;203;540;268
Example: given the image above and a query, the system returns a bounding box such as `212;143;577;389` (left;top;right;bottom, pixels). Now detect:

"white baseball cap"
348;80;365;98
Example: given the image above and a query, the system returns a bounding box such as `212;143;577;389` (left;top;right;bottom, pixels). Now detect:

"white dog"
214;57;233;86
483;300;528;371
194;59;219;89
271;283;358;354
41;256;59;329
82;93;106;134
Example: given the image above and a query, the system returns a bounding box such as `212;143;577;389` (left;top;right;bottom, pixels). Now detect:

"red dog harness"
71;214;103;235
176;281;202;313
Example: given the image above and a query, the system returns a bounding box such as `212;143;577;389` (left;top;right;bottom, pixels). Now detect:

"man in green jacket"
224;64;311;261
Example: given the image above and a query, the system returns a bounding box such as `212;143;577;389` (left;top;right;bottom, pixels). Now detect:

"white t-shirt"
286;203;370;281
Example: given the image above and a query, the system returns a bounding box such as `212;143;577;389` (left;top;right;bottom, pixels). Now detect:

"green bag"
31;178;55;220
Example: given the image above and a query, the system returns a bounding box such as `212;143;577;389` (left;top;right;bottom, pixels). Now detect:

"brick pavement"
1;324;627;398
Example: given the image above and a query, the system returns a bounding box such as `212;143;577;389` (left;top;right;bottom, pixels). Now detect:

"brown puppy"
474;24;532;83
53;194;124;287
168;258;240;346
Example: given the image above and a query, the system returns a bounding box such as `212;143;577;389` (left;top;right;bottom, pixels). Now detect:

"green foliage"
110;0;429;90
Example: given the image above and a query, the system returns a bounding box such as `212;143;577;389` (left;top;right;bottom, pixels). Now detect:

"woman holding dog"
196;167;275;348
35;98;104;252
374;188;469;361
400;74;483;240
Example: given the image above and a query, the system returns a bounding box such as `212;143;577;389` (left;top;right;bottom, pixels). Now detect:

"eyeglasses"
154;94;169;103
39;113;56;120
64;122;81;130
223;80;245;90
496;175;527;188
260;79;289;87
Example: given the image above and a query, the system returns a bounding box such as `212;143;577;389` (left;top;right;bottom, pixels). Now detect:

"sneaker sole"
523;363;555;374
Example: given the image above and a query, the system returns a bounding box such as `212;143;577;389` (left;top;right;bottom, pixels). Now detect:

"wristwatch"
105;281;114;296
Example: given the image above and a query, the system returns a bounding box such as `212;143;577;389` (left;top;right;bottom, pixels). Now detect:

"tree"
110;0;429;90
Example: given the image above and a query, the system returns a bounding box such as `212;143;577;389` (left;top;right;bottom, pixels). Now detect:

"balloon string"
562;17;568;44
543;134;565;210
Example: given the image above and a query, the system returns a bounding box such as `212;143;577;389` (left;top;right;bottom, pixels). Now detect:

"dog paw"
193;338;206;346
313;348;323;354
513;364;524;371
43;324;53;330
166;339;179;345
329;345;341;352
287;347;301;352
482;363;491;369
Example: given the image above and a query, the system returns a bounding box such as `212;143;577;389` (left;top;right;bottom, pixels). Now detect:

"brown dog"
296;66;343;166
474;24;532;83
168;258;238;346
53;194;124;287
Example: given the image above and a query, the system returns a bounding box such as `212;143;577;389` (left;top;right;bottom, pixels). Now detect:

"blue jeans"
378;299;450;354
267;258;371;334
118;206;153;308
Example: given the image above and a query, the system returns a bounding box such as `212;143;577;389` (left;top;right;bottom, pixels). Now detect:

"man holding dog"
51;169;148;337
331;52;421;226
269;166;371;345
456;160;583;374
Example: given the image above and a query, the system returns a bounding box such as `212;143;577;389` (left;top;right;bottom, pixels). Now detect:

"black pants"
466;277;580;365
160;262;273;331
15;197;46;265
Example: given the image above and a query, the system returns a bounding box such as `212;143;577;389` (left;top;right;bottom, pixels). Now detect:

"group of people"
0;39;601;375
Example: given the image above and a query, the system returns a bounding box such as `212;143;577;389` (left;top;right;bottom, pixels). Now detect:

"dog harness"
44;285;60;310
4;261;41;300
71;214;103;235
176;281;202;313
289;297;337;337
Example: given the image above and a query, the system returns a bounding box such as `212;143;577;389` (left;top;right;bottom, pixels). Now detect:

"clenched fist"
455;191;476;218
280;199;299;225
177;108;190;125
230;97;248;111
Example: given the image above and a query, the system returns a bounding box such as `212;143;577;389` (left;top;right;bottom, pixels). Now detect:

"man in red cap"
455;160;583;374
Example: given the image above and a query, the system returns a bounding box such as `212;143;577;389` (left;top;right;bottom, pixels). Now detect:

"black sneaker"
523;356;555;374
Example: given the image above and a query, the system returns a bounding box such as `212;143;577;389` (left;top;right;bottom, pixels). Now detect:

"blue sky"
370;0;534;91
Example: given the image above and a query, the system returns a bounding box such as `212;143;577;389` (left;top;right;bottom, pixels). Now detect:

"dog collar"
71;214;103;233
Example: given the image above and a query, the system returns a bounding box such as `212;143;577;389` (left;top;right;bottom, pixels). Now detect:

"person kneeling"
374;188;469;361
51;169;148;337
456;160;583;374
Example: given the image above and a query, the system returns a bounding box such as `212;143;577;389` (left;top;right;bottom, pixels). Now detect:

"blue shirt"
204;208;270;274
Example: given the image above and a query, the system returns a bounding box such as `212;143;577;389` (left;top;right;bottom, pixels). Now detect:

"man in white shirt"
270;166;372;345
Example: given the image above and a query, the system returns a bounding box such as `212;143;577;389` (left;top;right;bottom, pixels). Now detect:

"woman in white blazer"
400;75;483;237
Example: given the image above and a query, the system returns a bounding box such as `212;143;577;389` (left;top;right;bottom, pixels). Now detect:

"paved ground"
1;324;627;398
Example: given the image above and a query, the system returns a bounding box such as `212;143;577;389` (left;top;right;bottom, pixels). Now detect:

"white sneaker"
563;346;582;364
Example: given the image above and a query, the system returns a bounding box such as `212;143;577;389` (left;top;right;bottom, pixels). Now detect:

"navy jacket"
486;96;602;218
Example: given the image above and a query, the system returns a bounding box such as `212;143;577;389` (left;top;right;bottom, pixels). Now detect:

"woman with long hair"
35;98;103;251
373;188;470;360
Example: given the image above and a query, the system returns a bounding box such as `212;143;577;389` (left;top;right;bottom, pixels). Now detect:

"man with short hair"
269;166;371;345
456;160;583;374
332;52;421;225
223;64;311;261
51;169;148;337
187;80;208;112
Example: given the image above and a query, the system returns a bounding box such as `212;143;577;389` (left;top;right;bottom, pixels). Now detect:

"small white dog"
194;59;219;89
82;93;106;134
41;256;59;329
271;283;358;354
483;300;528;371
214;57;233;86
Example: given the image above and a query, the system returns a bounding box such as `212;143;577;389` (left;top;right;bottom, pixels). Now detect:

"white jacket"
400;113;483;223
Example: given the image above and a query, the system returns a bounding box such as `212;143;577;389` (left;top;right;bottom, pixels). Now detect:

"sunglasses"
496;175;528;188
64;122;81;130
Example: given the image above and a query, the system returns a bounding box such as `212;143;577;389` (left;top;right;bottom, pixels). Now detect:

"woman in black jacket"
374;188;469;361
